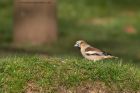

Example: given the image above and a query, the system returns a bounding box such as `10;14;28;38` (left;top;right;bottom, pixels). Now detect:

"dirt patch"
57;81;140;93
24;81;42;93
57;81;117;93
24;81;140;93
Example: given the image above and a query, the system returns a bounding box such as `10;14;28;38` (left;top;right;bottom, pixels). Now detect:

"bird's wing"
85;51;104;56
85;47;111;56
85;47;102;52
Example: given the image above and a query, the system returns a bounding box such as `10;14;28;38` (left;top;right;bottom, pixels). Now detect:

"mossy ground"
0;55;139;93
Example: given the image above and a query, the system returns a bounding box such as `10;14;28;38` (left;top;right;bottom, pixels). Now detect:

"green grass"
0;55;140;93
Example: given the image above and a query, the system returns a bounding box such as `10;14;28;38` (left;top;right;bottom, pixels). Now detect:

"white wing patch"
85;51;97;54
85;51;103;56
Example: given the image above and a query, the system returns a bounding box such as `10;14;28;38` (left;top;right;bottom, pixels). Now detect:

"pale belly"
84;55;105;61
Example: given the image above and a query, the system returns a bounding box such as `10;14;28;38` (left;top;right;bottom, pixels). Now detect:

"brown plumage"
85;47;102;52
74;40;118;61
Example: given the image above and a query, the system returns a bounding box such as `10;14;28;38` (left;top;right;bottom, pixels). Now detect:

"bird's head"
74;40;88;48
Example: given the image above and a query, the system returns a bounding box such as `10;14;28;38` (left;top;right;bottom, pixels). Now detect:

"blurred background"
0;0;140;64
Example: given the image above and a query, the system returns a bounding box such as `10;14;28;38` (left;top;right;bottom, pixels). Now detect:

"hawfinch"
74;40;117;61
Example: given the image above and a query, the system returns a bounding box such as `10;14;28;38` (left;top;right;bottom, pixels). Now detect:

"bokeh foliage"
0;0;12;42
0;0;140;64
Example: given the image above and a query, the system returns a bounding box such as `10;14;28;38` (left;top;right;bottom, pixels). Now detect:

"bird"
74;40;118;61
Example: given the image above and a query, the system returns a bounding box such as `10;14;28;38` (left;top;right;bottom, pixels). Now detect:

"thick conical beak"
74;43;79;47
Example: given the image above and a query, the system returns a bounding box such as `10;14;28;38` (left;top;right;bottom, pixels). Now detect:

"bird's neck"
80;44;90;49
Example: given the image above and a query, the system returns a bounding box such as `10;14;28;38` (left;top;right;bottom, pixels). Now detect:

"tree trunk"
14;0;57;46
